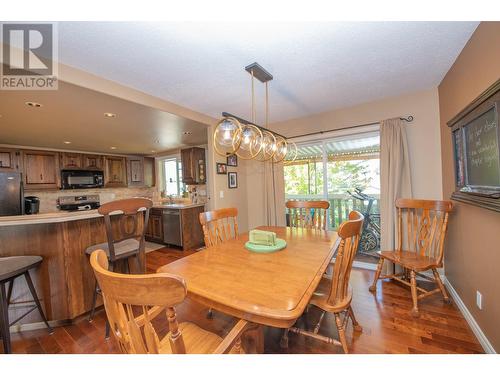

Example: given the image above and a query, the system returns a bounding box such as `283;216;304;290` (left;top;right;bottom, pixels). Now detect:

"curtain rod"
286;115;414;140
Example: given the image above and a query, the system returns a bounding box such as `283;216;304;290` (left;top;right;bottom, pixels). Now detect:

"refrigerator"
0;172;24;216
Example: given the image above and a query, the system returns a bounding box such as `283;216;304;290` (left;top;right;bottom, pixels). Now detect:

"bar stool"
85;198;152;337
0;256;53;354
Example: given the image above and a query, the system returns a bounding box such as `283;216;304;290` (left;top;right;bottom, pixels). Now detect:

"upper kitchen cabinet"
104;156;127;187
82;154;104;170
143;157;156;187
127;157;145;186
181;147;206;185
60;152;83;169
0;148;20;172
22;150;60;190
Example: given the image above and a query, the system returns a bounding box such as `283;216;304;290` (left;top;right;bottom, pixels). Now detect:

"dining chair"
286;200;330;230
86;198;153;334
369;198;453;317
282;211;364;353
199;207;238;318
90;249;252;354
199;207;239;248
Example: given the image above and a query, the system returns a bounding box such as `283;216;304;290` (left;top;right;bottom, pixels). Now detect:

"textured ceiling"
56;21;478;124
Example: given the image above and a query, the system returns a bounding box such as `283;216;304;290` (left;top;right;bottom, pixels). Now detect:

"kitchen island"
0;202;205;330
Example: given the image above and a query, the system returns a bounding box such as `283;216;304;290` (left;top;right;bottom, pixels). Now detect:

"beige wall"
272;88;443;191
438;21;500;352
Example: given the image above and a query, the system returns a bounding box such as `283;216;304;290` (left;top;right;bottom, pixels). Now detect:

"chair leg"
348;306;362;332
279;328;289;349
24;272;53;333
6;280;13;307
0;282;12;354
369;257;384;292
334;313;348;354
313;311;326;334
432;268;450;303
88;279;99;322
410;270;419;318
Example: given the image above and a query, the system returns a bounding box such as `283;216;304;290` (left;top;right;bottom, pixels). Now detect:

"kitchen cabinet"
181;147;206;185
82;154;104;170
143;157;156;187
180;205;205;250
60;152;83;169
0;148;20;172
22;150;60;190
104;156;127;187
127;157;145;186
145;208;163;243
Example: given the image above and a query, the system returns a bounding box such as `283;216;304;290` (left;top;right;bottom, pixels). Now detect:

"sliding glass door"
284;132;381;264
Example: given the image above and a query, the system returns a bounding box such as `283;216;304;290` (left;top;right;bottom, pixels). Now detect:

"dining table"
158;225;339;353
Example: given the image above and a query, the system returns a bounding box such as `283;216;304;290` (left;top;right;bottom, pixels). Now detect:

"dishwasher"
162;209;183;247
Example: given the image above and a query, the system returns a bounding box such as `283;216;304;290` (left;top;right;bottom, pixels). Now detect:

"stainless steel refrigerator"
0;172;24;216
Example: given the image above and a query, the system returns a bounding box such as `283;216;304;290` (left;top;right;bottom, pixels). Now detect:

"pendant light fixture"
213;63;297;163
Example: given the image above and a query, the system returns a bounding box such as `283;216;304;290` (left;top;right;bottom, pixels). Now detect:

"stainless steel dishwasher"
162;209;183;247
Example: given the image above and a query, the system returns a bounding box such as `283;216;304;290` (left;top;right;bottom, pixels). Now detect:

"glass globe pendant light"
236;124;263;159
272;136;288;163
213;116;242;156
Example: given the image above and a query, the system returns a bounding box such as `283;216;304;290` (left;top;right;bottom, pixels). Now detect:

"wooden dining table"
158;225;339;353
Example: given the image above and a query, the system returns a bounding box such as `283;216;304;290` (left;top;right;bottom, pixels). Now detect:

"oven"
61;170;104;189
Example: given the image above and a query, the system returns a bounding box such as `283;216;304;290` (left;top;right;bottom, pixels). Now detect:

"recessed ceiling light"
110;146;117;150
25;101;43;108
104;112;116;118
150;150;156;153
183;131;193;135
63;141;71;144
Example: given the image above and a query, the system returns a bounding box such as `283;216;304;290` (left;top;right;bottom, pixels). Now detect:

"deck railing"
285;193;380;230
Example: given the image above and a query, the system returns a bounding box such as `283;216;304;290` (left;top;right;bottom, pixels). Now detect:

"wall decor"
216;162;227;174
227;154;238;167
228;172;238;189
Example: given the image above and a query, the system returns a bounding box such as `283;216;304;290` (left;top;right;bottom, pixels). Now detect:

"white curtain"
380;118;413;273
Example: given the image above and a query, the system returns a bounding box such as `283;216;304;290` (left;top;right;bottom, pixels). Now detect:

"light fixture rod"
221;112;287;140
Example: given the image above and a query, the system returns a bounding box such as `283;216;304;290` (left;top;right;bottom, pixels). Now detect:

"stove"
57;195;100;211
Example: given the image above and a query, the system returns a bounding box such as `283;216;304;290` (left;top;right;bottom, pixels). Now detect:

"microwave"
61;170;104;189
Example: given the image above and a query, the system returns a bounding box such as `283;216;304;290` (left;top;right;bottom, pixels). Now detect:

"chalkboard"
464;106;500;187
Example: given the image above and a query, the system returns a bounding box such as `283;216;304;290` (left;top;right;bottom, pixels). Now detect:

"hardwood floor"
2;248;483;354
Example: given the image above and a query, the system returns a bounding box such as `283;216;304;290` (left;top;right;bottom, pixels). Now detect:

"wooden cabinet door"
60;152;82;169
83;154;104;170
146;209;163;243
127;157;144;186
143;157;156;187
181;147;206;185
23;150;59;189
0;148;19;172
104;156;126;187
180;205;205;250
181;148;194;184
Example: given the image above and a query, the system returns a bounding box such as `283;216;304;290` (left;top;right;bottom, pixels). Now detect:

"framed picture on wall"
228;172;238;188
216;162;227;174
226;154;238;167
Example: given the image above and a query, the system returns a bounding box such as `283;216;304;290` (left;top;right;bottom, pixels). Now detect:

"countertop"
0;202;206;227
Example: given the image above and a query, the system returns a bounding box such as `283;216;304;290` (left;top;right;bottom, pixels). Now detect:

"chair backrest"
90;249;188;354
286;200;330;230
395;198;453;264
98;198;153;261
327;211;364;306
199;208;238;248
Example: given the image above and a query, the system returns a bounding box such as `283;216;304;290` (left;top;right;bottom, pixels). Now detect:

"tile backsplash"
28;187;157;213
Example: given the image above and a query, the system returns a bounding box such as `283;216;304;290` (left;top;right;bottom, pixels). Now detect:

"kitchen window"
162;157;185;196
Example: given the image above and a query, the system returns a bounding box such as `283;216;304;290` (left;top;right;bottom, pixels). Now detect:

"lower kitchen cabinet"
145;205;205;251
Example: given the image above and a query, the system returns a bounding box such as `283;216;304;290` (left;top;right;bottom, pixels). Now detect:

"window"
162;157;185;196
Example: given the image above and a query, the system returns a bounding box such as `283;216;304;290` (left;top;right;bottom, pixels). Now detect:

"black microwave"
61;170;104;189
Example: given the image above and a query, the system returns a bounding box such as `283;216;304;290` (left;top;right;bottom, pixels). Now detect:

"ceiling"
0;80;208;155
56;21;479;124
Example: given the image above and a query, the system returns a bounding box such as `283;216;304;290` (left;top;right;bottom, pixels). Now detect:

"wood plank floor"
2;248;483;354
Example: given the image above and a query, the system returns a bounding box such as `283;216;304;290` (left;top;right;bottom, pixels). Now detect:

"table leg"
241;325;264;354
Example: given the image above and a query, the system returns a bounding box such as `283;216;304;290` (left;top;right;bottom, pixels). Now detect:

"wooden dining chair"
199;208;238;318
90;249;252;354
286;200;330;230
369;199;453;317
86;198;152;334
199;208;239;248
282;211;364;353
